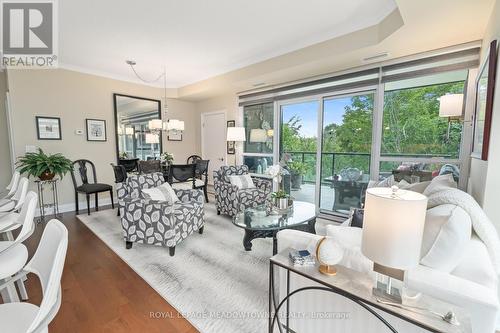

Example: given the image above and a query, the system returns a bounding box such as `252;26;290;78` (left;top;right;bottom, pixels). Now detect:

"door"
201;111;226;184
320;92;375;215
279;100;320;204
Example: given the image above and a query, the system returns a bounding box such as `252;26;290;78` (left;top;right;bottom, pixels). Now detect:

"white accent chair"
0;171;20;201
0;177;29;215
0;191;38;302
0;219;68;333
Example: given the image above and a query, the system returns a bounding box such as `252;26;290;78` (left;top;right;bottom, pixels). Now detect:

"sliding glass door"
280;100;319;204
320;92;374;215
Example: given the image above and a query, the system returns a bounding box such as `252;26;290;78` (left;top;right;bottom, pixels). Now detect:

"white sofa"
277;184;499;333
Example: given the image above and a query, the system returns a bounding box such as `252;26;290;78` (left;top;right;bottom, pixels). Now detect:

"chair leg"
203;186;209;203
199;226;204;234
169;246;175;256
5;231;14;241
0;281;20;302
110;190;115;209
16;278;28;300
217;210;220;215
86;194;90;215
125;241;133;249
75;192;79;215
95;193;99;211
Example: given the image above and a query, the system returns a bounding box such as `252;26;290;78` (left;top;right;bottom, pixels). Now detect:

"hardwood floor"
3;207;199;333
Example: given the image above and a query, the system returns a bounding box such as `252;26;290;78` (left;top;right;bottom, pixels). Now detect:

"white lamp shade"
227;127;246;142
125;127;134;135
165;119;185;131
145;133;159;144
148;119;163;130
249;129;268;142
361;187;428;270
439;94;464;117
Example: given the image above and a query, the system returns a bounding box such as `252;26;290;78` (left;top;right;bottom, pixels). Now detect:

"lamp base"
319;264;337;276
373;281;402;303
372;263;404;303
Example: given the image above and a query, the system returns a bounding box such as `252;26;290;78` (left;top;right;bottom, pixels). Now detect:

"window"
242;102;274;173
382;72;466;159
379;70;467;183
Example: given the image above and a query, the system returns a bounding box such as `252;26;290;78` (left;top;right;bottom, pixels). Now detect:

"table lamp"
361;186;427;303
227;127;246;166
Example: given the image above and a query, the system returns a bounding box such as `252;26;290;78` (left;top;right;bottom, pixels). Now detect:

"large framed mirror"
113;94;162;168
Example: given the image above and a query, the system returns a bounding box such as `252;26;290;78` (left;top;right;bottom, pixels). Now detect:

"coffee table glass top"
233;201;316;231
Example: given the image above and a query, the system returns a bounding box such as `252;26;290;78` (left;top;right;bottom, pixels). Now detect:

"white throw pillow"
229;175;255;189
420;204;472;272
404;180;431;194
422;174;457;197
141;182;179;204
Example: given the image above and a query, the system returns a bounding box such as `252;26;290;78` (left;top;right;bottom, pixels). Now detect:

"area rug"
76;203;271;333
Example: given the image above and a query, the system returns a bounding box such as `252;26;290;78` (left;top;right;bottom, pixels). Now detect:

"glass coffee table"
232;201;316;255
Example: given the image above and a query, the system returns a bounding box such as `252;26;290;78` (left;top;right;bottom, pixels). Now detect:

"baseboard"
35;197;116;217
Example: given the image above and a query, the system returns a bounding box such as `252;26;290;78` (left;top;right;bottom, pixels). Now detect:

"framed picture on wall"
472;39;498;160
36;116;62;140
168;132;183;141
86;119;107;141
227;120;235;154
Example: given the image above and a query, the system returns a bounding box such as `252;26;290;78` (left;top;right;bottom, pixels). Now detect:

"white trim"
35;197;116;217
5;92;15;173
378;157;461;164
459;68;478;190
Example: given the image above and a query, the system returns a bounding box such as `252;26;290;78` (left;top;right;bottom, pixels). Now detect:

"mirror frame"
113;93;162;163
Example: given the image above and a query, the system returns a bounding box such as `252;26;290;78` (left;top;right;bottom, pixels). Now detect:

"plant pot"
39;171;55;181
278;198;289;210
291;173;303;190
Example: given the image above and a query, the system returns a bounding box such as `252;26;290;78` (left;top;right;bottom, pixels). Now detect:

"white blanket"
427;187;500;275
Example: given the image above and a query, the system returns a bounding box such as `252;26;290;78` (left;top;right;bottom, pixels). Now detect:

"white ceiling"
59;0;397;87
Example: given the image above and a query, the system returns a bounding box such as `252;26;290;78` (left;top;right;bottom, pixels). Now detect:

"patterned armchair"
214;165;272;217
116;172;204;256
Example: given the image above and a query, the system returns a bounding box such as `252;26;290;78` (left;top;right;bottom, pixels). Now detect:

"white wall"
0;71;12;189
469;0;500;232
7;69;199;209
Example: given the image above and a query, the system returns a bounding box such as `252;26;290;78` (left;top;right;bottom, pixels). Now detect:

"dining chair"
186;155;202;164
0;219;68;333
0;177;29;214
194;160;210;203
71;159;114;215
110;163;128;183
0;171;20;201
0;191;38;303
167;164;196;189
138;160;162;174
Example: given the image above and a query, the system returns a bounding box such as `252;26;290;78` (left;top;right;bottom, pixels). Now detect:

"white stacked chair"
0;171;20;202
0;191;38;302
0;219;68;333
0;177;29;215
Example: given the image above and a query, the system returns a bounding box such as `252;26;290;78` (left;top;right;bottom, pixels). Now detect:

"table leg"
272;231;278;255
243;229;253;251
286;269;290;332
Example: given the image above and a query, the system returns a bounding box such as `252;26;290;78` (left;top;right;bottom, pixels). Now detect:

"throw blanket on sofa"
427;187;500;275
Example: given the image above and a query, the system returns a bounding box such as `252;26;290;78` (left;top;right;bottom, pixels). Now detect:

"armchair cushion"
220;165;249;183
229;174;255;189
142;182;179;205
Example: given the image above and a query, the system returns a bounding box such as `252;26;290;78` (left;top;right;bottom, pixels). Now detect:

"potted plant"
16;148;73;181
288;161;307;190
271;190;290;210
160;152;174;165
119;151;129;159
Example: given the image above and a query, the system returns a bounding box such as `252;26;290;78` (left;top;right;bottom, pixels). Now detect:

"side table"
269;249;471;333
34;178;62;223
